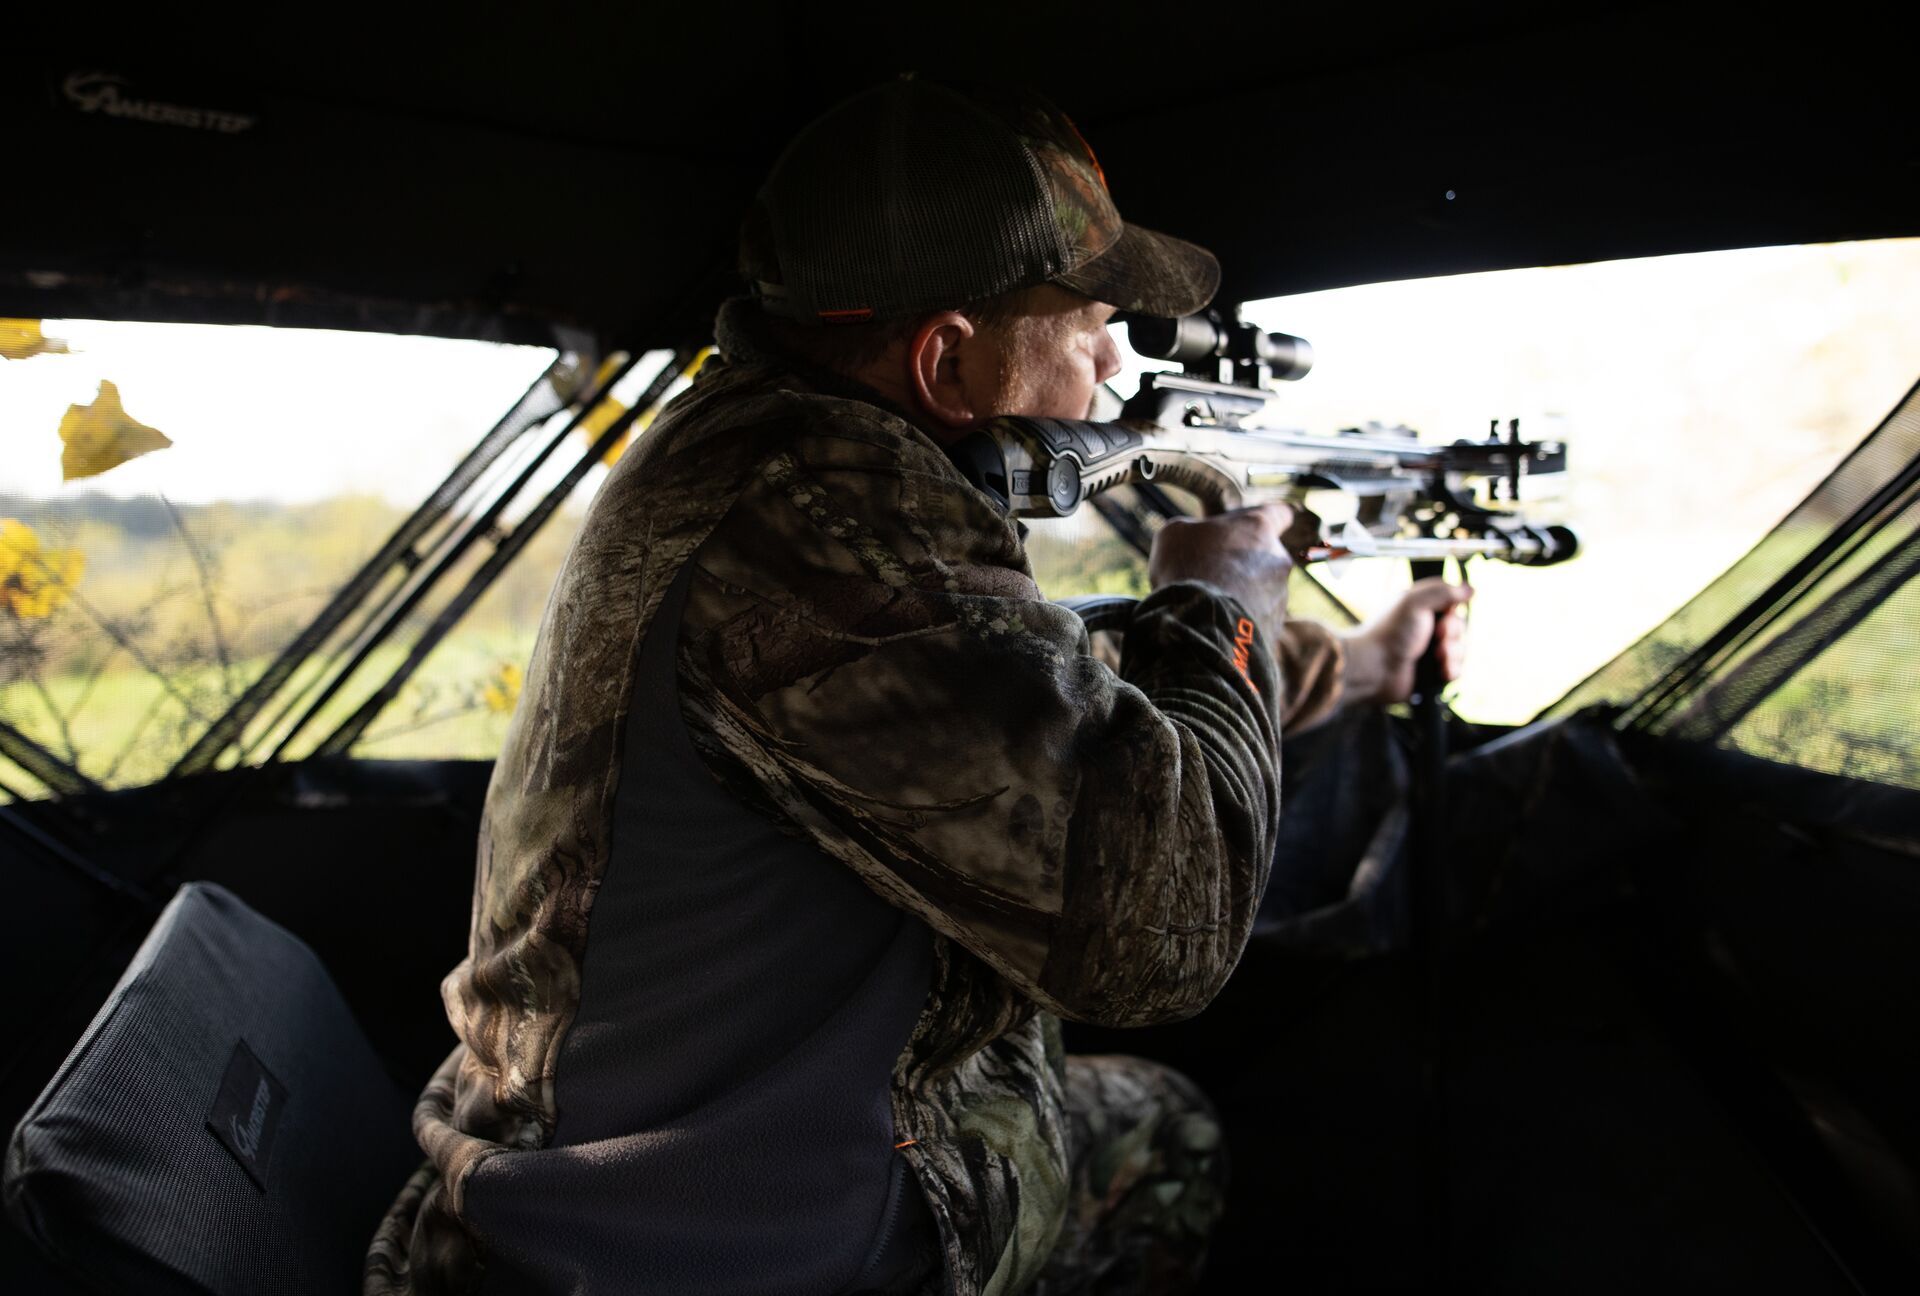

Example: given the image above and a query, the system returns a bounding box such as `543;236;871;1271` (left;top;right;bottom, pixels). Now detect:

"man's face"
986;286;1124;421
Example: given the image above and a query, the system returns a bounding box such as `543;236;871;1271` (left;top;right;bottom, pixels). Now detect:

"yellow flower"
58;379;172;481
481;661;524;714
0;518;86;620
0;319;70;361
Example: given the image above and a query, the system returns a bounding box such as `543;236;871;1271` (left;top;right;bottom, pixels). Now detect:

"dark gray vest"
461;560;937;1294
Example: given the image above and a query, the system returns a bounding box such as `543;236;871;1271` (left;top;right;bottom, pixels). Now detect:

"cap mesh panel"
763;82;1064;322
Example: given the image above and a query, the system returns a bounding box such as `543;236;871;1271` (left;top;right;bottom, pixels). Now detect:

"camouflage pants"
1028;1055;1229;1295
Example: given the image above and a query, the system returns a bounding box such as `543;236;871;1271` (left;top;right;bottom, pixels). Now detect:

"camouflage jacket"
365;300;1344;1296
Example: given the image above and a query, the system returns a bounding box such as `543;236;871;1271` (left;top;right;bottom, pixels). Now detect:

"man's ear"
906;311;981;431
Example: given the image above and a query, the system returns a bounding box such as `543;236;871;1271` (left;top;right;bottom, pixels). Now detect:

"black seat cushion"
5;883;421;1295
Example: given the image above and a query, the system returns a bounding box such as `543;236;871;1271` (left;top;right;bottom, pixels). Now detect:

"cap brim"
1053;222;1220;318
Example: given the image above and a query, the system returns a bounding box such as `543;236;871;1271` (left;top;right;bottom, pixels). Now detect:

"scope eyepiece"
1126;314;1219;364
1126;312;1313;382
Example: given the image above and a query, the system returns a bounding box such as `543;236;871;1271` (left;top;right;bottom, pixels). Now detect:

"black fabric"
462;559;938;1294
2;882;417;1296
1072;710;1914;1290
1251;708;1649;958
1254;706;1412;954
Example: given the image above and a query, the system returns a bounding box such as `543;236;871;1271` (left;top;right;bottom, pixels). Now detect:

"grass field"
8;497;1914;796
0;514;1134;793
1;631;539;790
0;489;562;793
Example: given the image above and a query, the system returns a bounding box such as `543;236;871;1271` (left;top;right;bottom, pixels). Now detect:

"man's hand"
1147;504;1295;645
1339;578;1473;706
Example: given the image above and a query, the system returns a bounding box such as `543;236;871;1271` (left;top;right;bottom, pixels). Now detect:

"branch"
160;495;237;701
1;620;80;766
23;557;214;729
64;643;121;719
99;684;174;784
354;700;492;748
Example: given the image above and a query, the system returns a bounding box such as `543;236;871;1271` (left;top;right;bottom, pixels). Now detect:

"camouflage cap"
744;77;1219;325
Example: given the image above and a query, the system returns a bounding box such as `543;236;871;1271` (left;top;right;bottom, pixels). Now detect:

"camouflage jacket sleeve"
677;397;1336;1029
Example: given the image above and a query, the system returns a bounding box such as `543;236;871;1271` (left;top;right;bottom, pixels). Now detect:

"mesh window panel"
0;327;557;794
0;492;397;794
1546;377;1920;791
1024;516;1151;602
1714;567;1920;788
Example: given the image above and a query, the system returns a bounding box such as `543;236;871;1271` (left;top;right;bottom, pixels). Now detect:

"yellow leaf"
10;583;64;620
481;661;523;714
0;319;71;361
0;521;23;573
58;379;172;481
0;518;85;620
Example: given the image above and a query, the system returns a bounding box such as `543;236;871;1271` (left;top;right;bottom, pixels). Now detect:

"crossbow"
962;309;1578;568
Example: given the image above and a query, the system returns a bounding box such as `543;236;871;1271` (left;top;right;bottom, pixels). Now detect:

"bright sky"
5;238;1918;721
1208;239;1920;720
0;324;556;505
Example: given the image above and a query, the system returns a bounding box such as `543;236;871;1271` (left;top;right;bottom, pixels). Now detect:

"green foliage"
0;495;1160;796
0;491;579;792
